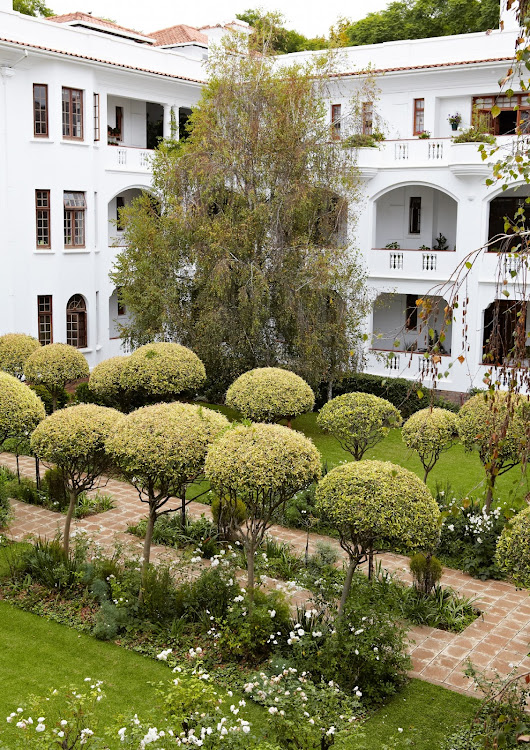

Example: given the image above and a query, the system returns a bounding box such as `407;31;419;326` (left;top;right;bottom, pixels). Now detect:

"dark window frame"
37;295;53;345
33;84;48;138
331;103;341;140
93;93;100;141
409;197;422;235
405;294;418;331
66;294;87;349
362;102;373;135
64;191;86;248
35;189;51;249
62;87;84;140
413;98;425;135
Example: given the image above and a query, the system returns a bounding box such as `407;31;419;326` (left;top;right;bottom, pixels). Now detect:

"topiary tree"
0;333;41;380
0;372;46;445
401;407;458;483
120;343;206;404
316;460;440;615
205;423;321;599
496;507;530;588
24;343;89;411
105;402;229;588
30;404;122;555
457;393;530;511
89;356;129;411
317;392;402;460
225;367;315;426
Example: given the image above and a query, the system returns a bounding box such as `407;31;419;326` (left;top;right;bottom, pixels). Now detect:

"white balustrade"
389;252;404;270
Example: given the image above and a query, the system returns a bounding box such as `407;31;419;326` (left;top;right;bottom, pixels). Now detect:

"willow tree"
112;31;370;393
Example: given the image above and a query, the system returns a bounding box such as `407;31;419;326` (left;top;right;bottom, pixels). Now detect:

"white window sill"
61;140;91;147
78;348;93;354
33;250;55;254
63;248;91;254
29;138;55;144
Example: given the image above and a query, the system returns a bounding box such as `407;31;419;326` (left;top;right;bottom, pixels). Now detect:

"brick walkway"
2;452;530;698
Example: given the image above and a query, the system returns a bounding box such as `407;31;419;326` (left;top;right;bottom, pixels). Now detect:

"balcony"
369;248;457;280
105;145;153;173
366;349;452;384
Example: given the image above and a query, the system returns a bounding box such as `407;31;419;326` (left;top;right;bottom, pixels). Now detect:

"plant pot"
451;123;458;131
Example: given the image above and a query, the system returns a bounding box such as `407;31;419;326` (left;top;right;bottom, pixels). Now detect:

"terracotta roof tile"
0;36;205;83
334;56;512;78
48;12;148;39
149;24;208;46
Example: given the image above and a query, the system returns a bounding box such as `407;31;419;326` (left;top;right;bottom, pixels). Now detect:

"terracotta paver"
2;451;530;698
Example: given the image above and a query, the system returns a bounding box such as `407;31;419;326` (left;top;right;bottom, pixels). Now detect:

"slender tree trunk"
63;489;77;556
16;453;20;483
140;505;157;603
246;542;255;606
286;418;292;429
181;495;186;525
423;466;429;484
35;456;40;490
485;481;495;512
327;380;333;402
305;527;310;566
51;393;57;413
338;557;356;617
368;551;374;581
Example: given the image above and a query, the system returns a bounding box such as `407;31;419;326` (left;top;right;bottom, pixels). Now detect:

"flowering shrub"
437;491;507;580
496;506;530;588
120;342;206;401
24;343;89;411
317;392;401;460
225;367;315;423
401;407;458;482
31;404;122;554
0;333;40;380
457;393;530;509
316;460;440;612
205;423;321;596
0;372;46;444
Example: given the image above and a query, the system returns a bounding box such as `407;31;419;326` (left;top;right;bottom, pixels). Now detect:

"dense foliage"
120;342;206;402
0;333;40;380
88;355;129;409
13;0;53;16
316;460;440;612
457;393;530;509
0;372;45;444
236;9;328;53
496;506;530;588
317;391;402;460
24;343;89;411
402;407;458;481
226;367;315;423
112;37;369;393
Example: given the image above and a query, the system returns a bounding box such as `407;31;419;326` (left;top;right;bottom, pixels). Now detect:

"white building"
0;0;524;394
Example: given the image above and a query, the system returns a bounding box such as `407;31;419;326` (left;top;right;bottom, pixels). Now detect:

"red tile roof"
148;24;208;46
48;12;148;40
334;56;512;78
0;36;205;83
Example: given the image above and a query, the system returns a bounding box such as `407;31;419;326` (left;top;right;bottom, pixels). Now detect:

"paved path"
2;452;530;698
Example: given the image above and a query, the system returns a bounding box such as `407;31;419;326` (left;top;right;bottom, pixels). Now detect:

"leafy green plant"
409;552;442;594
452;126;496;144
342;133;380;148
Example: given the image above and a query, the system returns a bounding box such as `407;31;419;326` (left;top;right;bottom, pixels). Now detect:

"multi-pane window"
37;295;53;345
66;294;87;348
473;94;530;135
64;191;86;248
409;197;421;234
93;93;100;141
33;84;48;137
35;190;51;248
331;104;341;140
362;102;373;135
413;98;424;135
62;87;83;139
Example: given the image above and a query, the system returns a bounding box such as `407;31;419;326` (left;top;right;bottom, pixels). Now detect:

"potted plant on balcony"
418;130;431;139
107;125;121;145
433;233;448;251
448;113;462;131
385;241;401;249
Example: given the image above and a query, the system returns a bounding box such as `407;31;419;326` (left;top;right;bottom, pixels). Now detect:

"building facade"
0;0;524;394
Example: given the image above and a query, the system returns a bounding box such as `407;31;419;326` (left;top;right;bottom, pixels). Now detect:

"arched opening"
372;292;452;356
482;299;529;365
66;294;87;349
374;185;457;251
108;187;149;246
487;186;530;252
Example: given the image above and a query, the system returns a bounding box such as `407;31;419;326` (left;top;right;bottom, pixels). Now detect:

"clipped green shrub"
317;392;402;460
409;552;443;594
0;372;46;444
0;333;40;379
316;460;440;613
88;356;131;410
30;384;69;414
402;407;458;482
74;381;106;406
496;507;530;588
226;367;315;423
120;343;206;402
42;467;69;510
24;343;89;411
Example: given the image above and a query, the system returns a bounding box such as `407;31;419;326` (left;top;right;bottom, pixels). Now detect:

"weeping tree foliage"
112;33;370;393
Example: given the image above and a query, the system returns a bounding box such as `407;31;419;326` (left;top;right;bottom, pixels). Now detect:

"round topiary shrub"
105;402;229;582
402;407;458;482
89;356;129;410
458;392;530;509
225;367;315;424
24;343;89;411
120;343;206;403
317;392;402;460
496;507;530;588
0;372;46;444
205;423;321;596
316;460;440;613
0;333;41;380
30;404;122;553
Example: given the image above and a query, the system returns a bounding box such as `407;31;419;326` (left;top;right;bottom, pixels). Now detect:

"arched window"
66;294;87;349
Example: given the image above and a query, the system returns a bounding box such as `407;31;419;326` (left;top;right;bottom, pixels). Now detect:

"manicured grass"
353;679;479;750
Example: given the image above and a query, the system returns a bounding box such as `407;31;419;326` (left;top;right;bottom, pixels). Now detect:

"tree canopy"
112;37;369;394
13;0;53;16
225;367;315;423
236;9;328;53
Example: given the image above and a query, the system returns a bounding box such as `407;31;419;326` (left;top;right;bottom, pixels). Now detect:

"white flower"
36;723;46;732
447;524;454;532
233;595;244;603
268;609;276;618
268;707;278;715
118;727;127;741
156;648;172;661
398;727;403;733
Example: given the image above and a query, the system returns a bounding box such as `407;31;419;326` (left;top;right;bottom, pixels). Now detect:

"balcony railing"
367;349;452;382
106;145;153;173
371;248;456;279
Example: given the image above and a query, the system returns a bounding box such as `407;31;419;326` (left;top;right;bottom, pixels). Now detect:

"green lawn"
202;405;530;508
